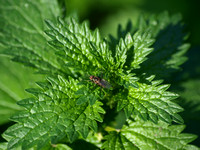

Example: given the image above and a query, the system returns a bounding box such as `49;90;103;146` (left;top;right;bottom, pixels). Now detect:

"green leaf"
85;131;103;148
75;85;103;105
129;30;154;70
102;120;198;150
3;75;105;150
0;0;73;76
45;17;114;73
52;144;72;150
77;95;88;105
0;142;9;150
137;12;190;79
0;56;44;125
112;29;154;89
117;77;184;124
0;1;197;148
102;132;138;150
115;38;128;69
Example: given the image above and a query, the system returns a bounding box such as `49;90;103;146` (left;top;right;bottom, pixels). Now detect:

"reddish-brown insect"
89;75;111;89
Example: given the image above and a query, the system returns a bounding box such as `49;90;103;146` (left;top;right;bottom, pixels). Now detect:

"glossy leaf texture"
0;0;198;149
114;30;154;88
102;120;198;150
116;75;184;124
2;76;105;149
45;17;114;73
45;17;155;89
0;0;73;76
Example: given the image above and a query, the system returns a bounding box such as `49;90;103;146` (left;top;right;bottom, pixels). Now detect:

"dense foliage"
0;0;199;149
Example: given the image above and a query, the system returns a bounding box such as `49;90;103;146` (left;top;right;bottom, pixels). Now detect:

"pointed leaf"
3;75;105;149
102;120;198;150
117;80;184;124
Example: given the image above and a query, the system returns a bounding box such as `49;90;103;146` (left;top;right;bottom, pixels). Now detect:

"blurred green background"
1;0;200;146
59;0;200;46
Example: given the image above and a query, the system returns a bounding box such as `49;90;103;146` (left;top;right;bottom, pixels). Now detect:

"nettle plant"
0;0;199;150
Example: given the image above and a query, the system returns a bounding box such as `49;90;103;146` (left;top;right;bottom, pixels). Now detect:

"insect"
89;75;112;89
